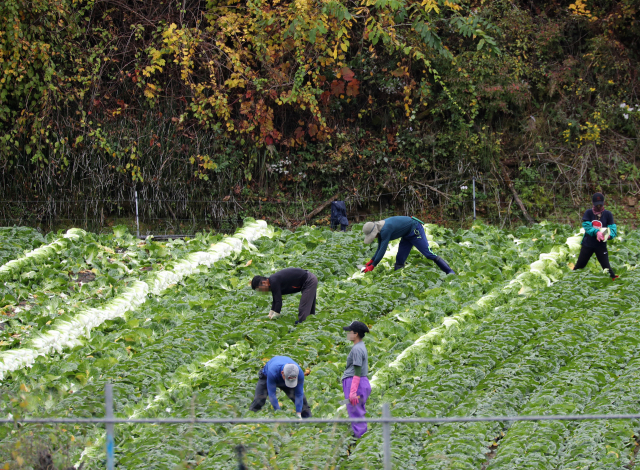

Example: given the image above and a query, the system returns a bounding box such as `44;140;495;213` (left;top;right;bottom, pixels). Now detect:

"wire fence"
3;383;640;470
1;178;639;235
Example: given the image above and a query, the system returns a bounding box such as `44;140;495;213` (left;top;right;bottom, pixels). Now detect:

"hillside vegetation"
0;0;639;222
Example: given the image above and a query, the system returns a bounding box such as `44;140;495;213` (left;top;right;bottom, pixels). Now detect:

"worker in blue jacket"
573;192;619;280
361;216;455;274
249;356;312;418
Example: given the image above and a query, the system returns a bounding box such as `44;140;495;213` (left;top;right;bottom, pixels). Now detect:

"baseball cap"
282;364;299;388
363;220;385;244
343;321;370;335
592;192;605;206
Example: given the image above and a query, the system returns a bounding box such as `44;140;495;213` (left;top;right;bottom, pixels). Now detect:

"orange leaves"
308;123;318;137
341;67;355;82
330;80;345;96
320;91;331;105
329;67;359;98
346;79;360;96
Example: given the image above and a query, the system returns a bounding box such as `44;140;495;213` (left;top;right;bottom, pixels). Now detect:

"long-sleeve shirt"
262;356;305;412
371;216;416;266
581;209;617;248
268;268;309;313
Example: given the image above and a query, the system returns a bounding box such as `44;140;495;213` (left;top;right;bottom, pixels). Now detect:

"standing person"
330;200;349;232
251;268;318;325
573;192;619;280
361;216;455;274
342;321;371;438
249;355;312;418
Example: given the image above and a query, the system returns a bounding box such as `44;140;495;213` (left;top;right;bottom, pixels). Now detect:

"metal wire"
3;413;640;425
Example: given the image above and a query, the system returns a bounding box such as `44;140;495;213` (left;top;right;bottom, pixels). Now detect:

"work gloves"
365;259;373;267
268;310;280;319
349;376;361;405
363;265;375;273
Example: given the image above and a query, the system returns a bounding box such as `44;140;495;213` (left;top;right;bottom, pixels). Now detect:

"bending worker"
251;268;318;325
573;192;619;280
362;216;455;274
249;355;312;418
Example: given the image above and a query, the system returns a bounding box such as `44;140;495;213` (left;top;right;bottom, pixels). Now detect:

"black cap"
592;192;605;206
343;321;370;334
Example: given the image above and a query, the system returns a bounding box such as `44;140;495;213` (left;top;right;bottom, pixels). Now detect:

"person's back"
378;216;414;239
264;356;297;379
252;268;318;324
331;201;349;231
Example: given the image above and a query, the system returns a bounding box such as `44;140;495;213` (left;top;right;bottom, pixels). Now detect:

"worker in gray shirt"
342;321;371;438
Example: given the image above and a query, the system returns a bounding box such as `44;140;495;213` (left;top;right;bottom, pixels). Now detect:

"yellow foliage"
444;0;463;12
569;0;597;21
421;0;440;14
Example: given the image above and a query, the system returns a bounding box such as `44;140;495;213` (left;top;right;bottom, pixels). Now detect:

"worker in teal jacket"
361;216;455;274
573;192;619;280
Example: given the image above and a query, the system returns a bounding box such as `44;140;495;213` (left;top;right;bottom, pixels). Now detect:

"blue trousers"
396;223;454;274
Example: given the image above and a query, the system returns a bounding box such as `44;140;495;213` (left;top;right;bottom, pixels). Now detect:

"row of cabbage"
3;222;634;469
0;222;276;379
80;223;579;468
0;227;224;352
0;227;48;266
337;229;640;469
266;223;594;469
0;221;379;466
0;221;534;467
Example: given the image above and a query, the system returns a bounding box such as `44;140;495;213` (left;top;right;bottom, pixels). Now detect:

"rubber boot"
434;256;455;275
394;263;405;271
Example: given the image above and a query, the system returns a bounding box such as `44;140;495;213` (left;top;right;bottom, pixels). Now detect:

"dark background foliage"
0;0;639;229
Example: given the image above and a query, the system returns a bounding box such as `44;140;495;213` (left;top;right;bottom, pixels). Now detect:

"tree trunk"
302;193;340;224
500;162;535;225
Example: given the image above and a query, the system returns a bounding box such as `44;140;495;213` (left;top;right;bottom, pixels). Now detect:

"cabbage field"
1;220;640;469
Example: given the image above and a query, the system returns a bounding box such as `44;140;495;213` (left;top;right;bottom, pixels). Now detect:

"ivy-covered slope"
1;0;639;220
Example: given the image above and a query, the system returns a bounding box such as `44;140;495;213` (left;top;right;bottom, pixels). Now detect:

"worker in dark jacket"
249;355;312;418
251;268;318;324
573;192;619;280
331;201;349;232
361;216;455;274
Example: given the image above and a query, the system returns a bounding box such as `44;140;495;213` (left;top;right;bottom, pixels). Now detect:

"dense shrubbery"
0;0;638;214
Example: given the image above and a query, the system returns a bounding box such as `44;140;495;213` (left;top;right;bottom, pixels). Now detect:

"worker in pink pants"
342;321;371;438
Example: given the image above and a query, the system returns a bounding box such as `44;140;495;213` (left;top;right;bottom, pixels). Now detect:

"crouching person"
251;268;318;325
249;355;312;418
342;321;371;438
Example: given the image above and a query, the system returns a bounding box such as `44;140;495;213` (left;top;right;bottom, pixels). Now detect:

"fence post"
105;382;115;470
472;177;476;221
235;444;247;470
382;403;392;470
135;190;140;238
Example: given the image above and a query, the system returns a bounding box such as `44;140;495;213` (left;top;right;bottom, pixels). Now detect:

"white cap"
282;364;299;387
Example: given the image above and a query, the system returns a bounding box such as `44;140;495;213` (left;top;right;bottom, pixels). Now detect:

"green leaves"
3;224;640;469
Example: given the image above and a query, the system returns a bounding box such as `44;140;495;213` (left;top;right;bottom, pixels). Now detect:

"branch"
499;161;535;225
303;192;340;223
414;182;451;199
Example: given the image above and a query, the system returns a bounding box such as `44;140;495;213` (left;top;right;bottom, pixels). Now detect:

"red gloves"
597;231;605;242
365;259;373;267
363;265;375;273
349;376;361;405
